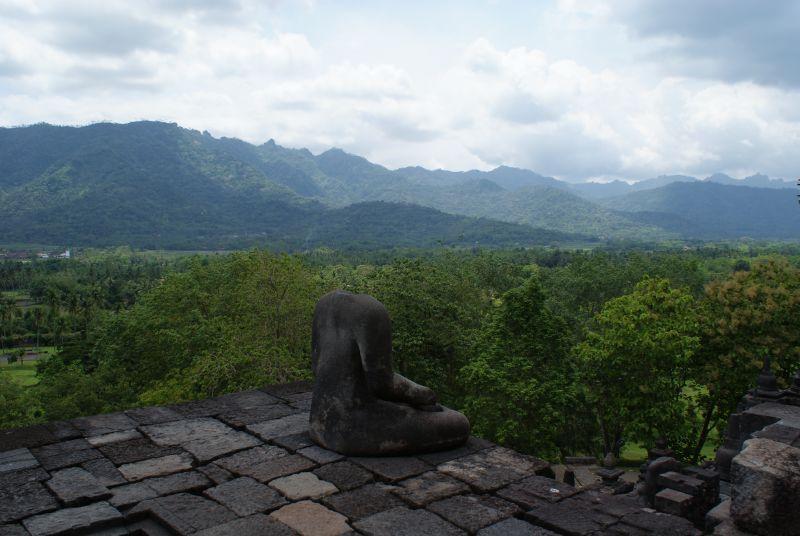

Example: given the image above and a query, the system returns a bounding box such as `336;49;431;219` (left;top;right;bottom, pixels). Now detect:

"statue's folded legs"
309;290;470;456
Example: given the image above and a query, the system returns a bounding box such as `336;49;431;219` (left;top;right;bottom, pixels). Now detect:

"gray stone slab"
125;406;182;426
215;390;282;410
269;500;351;536
87;430;142;447
246;413;309;441
169;399;233;419
197;463;234;485
194;514;295;536
350;456;431;482
118;453;194;482
182;430;261;462
72;413;137;438
144;471;211;495
0;525;29;536
140;418;233;446
0;467;50;486
204;477;287;516
438;447;550;491
477;518;558;536
0;425;58;452
269;472;338;500
31;439;103;471
353;506;465;536
297;445;343;465
98;438;183;466
313;461;373;491
108;482;159;508
129;493;237;535
81;458;127;487
215;446;314;483
289;399;312;411
261;381;312;400
497;475;578;508
392;471;469;507
0;482;58;524
0;448;38;473
428;494;520;533
217;404;299;429
618;511;700;535
323;483;404;521
418;436;494;466
45;467;111;506
272;432;314;452
525;499;619;536
22;502;122;536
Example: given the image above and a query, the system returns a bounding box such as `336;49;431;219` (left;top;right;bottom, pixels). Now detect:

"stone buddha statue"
309;290;470;455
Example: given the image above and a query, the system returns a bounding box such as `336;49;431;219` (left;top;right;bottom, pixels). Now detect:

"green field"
0;360;40;386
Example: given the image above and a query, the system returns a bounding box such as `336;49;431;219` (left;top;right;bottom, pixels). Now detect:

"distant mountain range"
0;121;797;249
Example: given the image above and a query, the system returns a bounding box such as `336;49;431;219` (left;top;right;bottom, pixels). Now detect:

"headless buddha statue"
309;290;470;455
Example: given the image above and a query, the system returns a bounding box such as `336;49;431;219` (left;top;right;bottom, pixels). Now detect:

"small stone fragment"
392;471;469;507
354;506;465;536
323;483;403;520
313;461;373;491
270;501;351;536
269;472;338;500
22;502;122;536
45;467;111;506
118;453;194;482
194;514;295;536
204;477;287;516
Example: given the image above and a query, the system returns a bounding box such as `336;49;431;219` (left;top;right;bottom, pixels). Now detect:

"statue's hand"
412;386;437;407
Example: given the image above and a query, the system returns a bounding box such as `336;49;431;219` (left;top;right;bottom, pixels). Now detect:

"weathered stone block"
81;458;127;487
270;500;351;536
0;425;57;451
525;499;618;536
144;471;210;495
86;430;142;447
139;418;231;446
350;455;431;482
197;463;234;485
269;472;338;500
353;506;464;536
194;514;295;536
216;446;314;482
183;430;261;462
428;494;520;533
0;525;29;536
619;511;701;535
497;475;577;508
129;493;237;535
261;381;312;400
657;471;704;496
98;438;183;465
217;404;298;429
246;413;309;441
0;448;38;473
477;517;559;535
31;439;103;471
654;488;694;518
392;470;469;507
418;436;493;466
46;467;111;506
438;447;549;491
22;502;122;536
272;432;314;452
118;453;194;482
125;406;182;426
705;498;730;531
108;482;158;508
322;483;403;520
312;460;373;491
204;476;287;516
297;445;343;464
730;437;800;536
71;413;137;438
0;482;58;524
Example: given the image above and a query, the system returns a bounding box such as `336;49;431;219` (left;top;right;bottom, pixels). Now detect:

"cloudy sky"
0;0;798;182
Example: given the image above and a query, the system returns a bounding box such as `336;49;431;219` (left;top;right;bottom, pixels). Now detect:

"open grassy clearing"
0;360;40;386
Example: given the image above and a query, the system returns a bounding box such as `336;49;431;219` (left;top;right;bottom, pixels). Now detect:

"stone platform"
0;382;700;535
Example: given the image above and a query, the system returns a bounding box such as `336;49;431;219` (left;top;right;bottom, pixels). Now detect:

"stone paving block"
194;514;296;536
0;525;29;536
108;482;159;508
313;460;373;491
285;392;312;403
81;458;127;487
290;399;312;411
44;421;81;442
144;471;211;495
125;406;182;426
428;494;520;533
350;455;431;482
118;453;194;482
140;418;232;446
657;471;704;497
269;472;338;500
197;463;234;485
22;502;122;536
525;499;618;536
322;483;403;520
217;404;299;429
0;467;50;486
246;413;309;441
497;475;578;508
418;436;494;466
215;390;282;410
216;446;314;482
618;510;700;535
0;448;39;473
168;399;234;419
87;430;142;447
72;413;137;438
98;438;183;466
46;467;111;506
129;493;237;535
183;430;261;462
353;506;465;536
272;432;314;452
477;517;559;536
391;470;469;507
0;425;57;452
204;476;287;516
260;381;311;400
31;439;103;471
270;500;351;536
654;488;694;518
0;482;59;524
438;447;550;492
297;445;343;464
579;491;642;519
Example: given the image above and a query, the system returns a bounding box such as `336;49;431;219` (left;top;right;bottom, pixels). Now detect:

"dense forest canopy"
3;244;799;464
